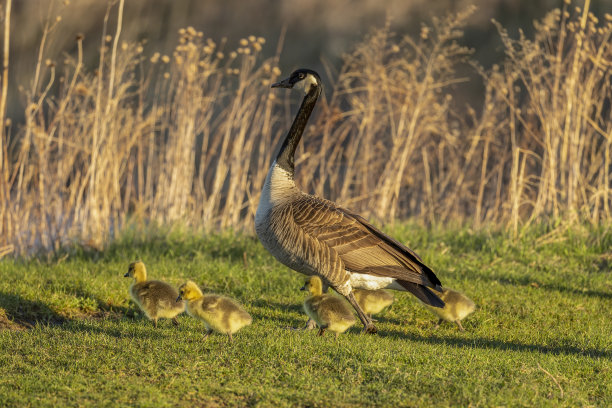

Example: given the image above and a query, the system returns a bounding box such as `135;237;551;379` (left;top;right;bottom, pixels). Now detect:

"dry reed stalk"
0;0;10;249
1;2;610;256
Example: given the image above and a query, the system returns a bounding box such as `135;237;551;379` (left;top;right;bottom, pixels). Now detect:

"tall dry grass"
0;1;610;256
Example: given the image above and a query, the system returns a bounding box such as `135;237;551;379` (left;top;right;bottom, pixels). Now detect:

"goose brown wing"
292;196;442;289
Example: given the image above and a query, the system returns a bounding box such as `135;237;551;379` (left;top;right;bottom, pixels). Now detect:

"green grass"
0;224;610;407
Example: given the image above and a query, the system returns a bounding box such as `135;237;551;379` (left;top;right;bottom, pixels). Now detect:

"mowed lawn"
0;225;610;407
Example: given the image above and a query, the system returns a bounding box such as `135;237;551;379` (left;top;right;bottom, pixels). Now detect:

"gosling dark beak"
271;77;292;89
300;285;306;291
176;295;183;302
123;272;130;277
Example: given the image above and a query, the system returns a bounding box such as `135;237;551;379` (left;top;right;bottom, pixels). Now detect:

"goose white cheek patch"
295;74;318;94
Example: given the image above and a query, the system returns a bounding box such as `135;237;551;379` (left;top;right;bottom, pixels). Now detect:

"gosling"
177;281;252;343
353;289;394;319
301;276;356;339
425;288;475;331
124;261;184;327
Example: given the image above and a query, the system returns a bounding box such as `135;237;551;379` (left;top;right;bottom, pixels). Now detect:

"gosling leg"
203;328;213;340
304;318;318;330
455;320;465;331
434;318;443;329
172;317;180;326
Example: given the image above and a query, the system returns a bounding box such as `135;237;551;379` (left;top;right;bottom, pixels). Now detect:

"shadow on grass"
248;299;306;328
49;231;262;264
64;283;134;318
461;269;612;300
0;291;67;328
376;329;612;359
62;316;184;340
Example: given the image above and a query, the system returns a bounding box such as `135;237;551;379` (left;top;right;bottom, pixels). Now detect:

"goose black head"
271;69;321;94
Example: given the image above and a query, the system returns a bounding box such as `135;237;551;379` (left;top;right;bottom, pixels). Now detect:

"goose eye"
298;73;305;79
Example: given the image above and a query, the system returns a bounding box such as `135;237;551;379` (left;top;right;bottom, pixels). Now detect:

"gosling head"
176;280;203;302
300;276;323;296
271;68;321;94
125;261;146;282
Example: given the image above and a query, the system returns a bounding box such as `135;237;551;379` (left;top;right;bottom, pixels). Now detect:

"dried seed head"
75;33;84;41
75;82;89;96
239;38;248;46
105;35;112;43
161;55;170;63
163;72;170;79
229;51;237;59
216;52;224;59
248;35;256;42
420;26;430;40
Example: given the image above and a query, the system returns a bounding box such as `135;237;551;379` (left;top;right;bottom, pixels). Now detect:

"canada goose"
425;288;475;331
177;281;252;343
124;261;184;327
353;289;394;318
255;68;444;333
301;276;356;339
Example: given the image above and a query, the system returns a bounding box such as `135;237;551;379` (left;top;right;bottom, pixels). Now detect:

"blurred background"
1;0;610;255
7;0;611;119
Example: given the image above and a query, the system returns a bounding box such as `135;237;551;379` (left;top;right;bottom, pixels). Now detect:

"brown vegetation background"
0;0;610;256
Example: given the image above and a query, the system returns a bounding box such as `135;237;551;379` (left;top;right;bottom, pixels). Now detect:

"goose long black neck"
275;85;321;175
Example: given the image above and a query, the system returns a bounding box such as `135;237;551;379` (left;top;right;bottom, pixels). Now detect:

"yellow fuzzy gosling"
177;281;252;343
353;289;394;318
302;276;356;339
124;261;184;327
426;288;475;331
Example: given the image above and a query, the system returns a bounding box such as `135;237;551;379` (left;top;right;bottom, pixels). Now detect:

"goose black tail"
398;281;445;308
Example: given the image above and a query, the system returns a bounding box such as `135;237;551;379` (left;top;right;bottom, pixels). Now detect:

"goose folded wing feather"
292;196;440;289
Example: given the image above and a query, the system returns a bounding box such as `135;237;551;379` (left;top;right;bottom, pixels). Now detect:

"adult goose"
255;68;444;333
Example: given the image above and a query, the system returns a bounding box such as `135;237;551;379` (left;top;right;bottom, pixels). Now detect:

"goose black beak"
271;77;292;89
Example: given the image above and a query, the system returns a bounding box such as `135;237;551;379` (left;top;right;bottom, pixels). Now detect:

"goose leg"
346;292;377;334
